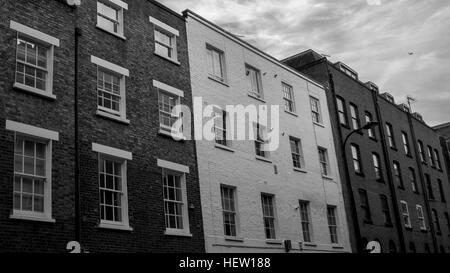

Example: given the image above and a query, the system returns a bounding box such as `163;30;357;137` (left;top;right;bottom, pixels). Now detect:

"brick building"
283;49;450;253
0;0;204;252
184;11;351;253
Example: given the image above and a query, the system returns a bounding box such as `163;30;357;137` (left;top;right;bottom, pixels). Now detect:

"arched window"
424;243;431;253
389;240;397;253
409;242;416;253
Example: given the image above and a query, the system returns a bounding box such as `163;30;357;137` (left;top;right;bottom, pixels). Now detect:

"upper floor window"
418;140;426;163
310;96;322;124
349;103;360;130
97;0;127;39
154;80;184;139
402;132;411;156
432;209;441;234
11;20;60;99
6;120;59;223
299;201;312;243
428;146;435;167
158;159;191;236
416;205;427;231
359;189;372;223
91;56;129;124
206;44;226;83
327;206;339;244
290;137;304;170
351;144;363;175
150;16;179;64
255;123;269;159
336;97;348;126
92;143;132;231
318;147;330;176
425;174;434;200
221;185;238;237
386;123;396;148
438;179;446;203
409;168;419;193
365;112;376;139
282;83;295;113
434;149;442;170
444;212;450;234
380;194;392;226
214;109;230;147
400;201;411;228
261;194;277;239
393;161;404;188
246;64;263;99
372;153;383;181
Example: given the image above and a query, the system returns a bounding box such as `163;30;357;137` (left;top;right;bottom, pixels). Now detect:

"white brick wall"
186;12;351;253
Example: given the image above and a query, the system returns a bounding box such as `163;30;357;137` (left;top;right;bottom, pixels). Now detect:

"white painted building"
185;10;351;253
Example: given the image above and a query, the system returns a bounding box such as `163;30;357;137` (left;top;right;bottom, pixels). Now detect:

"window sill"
224;236;244;242
369;137;378;142
13;83;56;100
332;244;344;249
10;213;56;223
322;175;334;181
390;147;398;152
208;75;229;87
293;167;307;174
248;93;266;103
96;110;130;125
265;239;283;245
313;122;325;128
164;229;193;237
96;25;126;40
303;242;317;247
284;110;298;117
98;222;133;231
255;156;272;164
215;143;235;153
158;129;186;141
154;52;180;65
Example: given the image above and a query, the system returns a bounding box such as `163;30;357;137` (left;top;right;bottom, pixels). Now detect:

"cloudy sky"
160;0;450;126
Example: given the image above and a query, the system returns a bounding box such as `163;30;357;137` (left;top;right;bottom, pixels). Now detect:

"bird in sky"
408;52;414;55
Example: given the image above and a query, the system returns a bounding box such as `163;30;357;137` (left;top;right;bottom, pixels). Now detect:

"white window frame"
91;55;129;124
401;201;412;228
310;96;323;124
10;20;59;100
96;0;127;39
282;82;295;113
214;108;231;147
149;16;179;64
92;143;132;231
206;44;227;84
299;200;313;243
153;80;185;139
416;205;427;231
261;193;278;240
318;147;330;177
157;159;191;237
254;122;270;160
246;64;263;100
290;136;304;170
372;153;382;181
327;205;339;245
6;120;58;223
349;103;360;130
220;185;240;238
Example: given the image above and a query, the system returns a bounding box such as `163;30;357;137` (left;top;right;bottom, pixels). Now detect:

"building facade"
185;11;351;253
283;50;450;253
0;0;204;252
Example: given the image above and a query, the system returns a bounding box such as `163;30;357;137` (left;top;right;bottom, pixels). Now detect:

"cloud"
159;0;450;126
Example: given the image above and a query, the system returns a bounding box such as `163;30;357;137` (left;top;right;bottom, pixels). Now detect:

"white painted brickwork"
186;12;351;253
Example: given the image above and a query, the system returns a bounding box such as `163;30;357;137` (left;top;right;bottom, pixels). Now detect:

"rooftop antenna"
406;95;417;112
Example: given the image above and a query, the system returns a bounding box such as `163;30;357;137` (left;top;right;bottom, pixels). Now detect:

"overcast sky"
160;0;450;126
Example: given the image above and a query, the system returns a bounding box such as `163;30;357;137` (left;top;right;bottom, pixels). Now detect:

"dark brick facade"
0;0;204;253
284;50;450;253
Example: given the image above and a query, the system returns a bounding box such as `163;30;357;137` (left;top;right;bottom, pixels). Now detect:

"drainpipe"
371;92;407;253
325;62;363;253
74;13;82;245
407;115;439;252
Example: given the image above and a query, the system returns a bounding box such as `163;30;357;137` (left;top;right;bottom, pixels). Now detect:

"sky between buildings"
160;0;450;127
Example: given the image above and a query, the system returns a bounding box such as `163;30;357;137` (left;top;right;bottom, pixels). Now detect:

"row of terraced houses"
1;0;450;253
